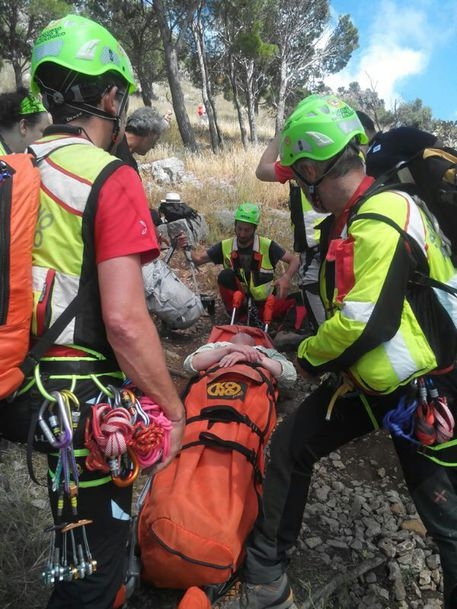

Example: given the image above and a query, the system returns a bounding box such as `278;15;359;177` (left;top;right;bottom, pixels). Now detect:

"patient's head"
230;332;256;346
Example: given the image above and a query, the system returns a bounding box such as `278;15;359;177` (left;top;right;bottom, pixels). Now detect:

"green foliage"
80;0;166;105
0;0;70;86
233;21;277;61
432;119;457;147
1;0;454;146
321;14;359;74
258;0;359;127
392;98;433;130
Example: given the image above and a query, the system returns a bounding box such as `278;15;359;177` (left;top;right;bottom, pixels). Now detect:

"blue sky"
327;0;457;121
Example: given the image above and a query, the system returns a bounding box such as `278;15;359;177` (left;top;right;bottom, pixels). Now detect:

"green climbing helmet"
30;14;136;94
279;94;368;166
234;202;260;225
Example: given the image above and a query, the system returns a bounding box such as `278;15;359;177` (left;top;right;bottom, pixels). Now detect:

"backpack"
137;325;278;591
166;215;208;250
0;150;99;402
159;199;208;250
0;154;41;400
354;146;457;298
142;258;204;329
366;142;457;262
159;199;199;223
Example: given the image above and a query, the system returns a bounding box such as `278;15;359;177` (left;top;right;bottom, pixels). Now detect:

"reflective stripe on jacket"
221;235;274;301
29;134;121;356
298;188;457;394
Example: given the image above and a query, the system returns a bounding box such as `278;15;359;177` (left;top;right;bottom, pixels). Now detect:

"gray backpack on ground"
165;215;207;248
142;259;204;329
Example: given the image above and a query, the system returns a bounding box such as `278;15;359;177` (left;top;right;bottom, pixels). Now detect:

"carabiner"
120;388;138;422
38;395;72;449
111;448;140;487
107;384;122;408
50;391;73;448
38;398;61;448
60;389;81;430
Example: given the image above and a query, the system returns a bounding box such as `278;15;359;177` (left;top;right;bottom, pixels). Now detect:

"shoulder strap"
349;200;457;298
350;178;417;218
289;182;308;252
20;277;96;376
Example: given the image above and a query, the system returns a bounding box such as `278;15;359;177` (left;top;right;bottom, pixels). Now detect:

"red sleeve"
94;164;159;264
274;161;294;183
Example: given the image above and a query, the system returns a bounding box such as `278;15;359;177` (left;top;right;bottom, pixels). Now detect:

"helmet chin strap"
291;143;359;212
291;165;328;212
39;80;129;152
107;88;129;152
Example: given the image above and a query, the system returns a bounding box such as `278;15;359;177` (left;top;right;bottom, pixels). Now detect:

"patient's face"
230;332;255;346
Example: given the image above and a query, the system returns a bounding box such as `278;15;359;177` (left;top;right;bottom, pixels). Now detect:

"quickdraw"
37;377;172;586
39;389;97;586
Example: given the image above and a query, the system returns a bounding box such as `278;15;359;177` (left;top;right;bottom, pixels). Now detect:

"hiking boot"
220;574;296;609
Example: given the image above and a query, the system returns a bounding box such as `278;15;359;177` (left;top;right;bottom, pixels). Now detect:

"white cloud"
326;0;433;108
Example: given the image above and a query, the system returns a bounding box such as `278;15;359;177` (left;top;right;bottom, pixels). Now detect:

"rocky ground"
128;255;445;609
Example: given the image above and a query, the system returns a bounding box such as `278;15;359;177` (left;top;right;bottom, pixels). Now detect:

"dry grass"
0;442;50;609
142;139;293;248
132;83;294;250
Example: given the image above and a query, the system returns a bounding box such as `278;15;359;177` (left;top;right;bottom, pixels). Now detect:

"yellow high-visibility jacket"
298;181;457;394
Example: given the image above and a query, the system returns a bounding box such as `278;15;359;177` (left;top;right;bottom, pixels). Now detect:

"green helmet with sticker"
30;14;136;95
234;202;260;225
279;94;368;166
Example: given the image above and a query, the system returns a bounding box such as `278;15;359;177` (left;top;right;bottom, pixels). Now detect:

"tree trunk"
138;74;153;107
192;14;224;153
13;61;23;88
275;61;289;133
245;61;258;144
229;57;248;150
153;0;199;152
167;48;198;152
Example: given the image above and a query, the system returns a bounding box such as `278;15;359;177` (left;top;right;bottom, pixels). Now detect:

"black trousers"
244;371;457;608
0;375;132;609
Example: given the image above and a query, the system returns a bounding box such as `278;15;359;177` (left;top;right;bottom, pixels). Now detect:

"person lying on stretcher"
183;331;297;389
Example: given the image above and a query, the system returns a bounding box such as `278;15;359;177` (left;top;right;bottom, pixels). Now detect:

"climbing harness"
230;289;275;333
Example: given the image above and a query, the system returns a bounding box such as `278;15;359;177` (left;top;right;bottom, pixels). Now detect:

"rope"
384;376;455;450
383;395;420;444
136;396;173;467
84;388;173;480
91;404;133;457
